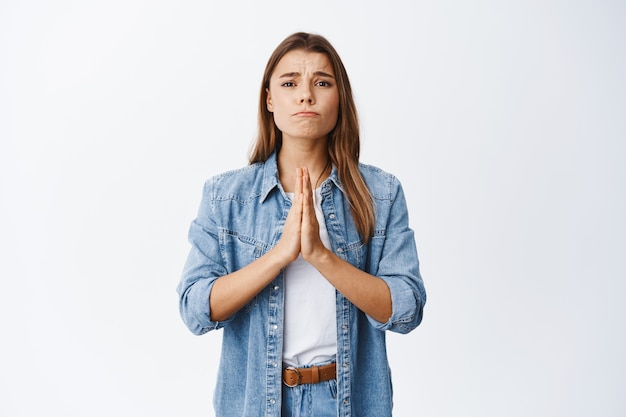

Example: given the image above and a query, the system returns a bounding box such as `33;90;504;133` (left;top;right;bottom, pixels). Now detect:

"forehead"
272;50;334;76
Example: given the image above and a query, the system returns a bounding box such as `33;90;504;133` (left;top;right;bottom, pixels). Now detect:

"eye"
316;80;332;87
281;81;295;87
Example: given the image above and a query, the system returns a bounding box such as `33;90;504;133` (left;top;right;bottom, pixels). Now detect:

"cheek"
268;95;287;121
271;106;290;132
328;96;340;122
329;92;339;112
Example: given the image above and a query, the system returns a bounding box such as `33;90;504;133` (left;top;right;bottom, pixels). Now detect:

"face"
266;50;339;144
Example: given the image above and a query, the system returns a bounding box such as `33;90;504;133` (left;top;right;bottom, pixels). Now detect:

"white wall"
1;1;625;416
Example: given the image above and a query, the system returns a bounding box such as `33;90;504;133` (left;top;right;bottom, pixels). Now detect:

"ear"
266;88;273;112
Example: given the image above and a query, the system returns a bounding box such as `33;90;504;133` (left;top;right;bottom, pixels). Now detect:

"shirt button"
337;248;343;253
270;399;276;405
329;213;335;219
272;325;278;330
273;362;278;368
273;285;279;291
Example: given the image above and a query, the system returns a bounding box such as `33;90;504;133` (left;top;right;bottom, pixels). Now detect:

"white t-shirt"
282;188;337;366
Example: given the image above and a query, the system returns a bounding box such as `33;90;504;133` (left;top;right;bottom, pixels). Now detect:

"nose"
299;85;314;104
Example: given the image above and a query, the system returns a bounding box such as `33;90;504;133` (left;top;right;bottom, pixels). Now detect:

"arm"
208;246;290;322
178;171;308;328
208;170;311;321
300;167;425;331
307;249;393;323
299;168;393;323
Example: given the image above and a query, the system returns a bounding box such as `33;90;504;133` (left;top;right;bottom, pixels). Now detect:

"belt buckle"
283;366;302;387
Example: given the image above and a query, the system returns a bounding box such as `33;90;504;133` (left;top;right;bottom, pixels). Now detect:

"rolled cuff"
367;275;424;333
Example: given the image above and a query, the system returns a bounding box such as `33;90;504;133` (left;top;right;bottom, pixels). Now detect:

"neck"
278;138;330;192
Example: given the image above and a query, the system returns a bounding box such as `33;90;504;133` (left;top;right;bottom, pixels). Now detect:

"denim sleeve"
367;178;426;334
177;179;233;335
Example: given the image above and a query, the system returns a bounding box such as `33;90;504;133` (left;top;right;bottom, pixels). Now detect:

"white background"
2;1;625;416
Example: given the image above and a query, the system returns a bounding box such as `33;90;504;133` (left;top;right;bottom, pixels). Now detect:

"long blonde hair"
249;32;375;242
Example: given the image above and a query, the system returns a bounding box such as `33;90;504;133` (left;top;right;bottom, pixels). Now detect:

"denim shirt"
177;152;426;417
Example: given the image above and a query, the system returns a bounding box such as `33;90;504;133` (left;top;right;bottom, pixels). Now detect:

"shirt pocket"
218;229;269;311
340;239;368;270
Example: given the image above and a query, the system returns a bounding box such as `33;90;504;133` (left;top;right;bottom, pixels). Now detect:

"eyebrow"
278;71;336;79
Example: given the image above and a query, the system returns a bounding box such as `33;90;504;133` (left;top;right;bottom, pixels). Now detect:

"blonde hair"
249;32;375;242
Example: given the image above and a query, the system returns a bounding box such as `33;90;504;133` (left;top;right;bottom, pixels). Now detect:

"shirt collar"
260;152;281;203
259;151;345;204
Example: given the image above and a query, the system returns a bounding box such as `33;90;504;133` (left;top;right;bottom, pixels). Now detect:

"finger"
302;176;311;219
301;168;313;217
293;167;302;203
301;168;317;228
289;168;304;225
302;167;311;196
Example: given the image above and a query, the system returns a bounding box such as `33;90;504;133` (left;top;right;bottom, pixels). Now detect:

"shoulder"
358;163;403;201
203;161;266;203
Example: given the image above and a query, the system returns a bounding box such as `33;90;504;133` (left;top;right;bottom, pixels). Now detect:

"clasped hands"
275;167;330;267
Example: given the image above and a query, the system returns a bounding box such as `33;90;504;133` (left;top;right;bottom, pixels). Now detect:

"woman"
177;32;426;417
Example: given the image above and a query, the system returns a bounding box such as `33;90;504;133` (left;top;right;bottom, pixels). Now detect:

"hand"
299;167;328;263
273;168;304;265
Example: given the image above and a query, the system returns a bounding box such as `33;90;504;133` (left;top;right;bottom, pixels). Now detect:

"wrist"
306;246;333;269
267;245;296;270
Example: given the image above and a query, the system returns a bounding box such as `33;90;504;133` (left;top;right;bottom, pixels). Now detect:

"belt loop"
311;366;319;384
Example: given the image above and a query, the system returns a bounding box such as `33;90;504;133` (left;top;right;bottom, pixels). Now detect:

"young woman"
177;32;426;417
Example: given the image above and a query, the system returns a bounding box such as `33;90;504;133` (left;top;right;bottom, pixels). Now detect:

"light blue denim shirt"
177;152;426;417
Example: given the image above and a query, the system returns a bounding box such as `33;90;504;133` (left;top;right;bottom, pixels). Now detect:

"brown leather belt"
282;363;336;387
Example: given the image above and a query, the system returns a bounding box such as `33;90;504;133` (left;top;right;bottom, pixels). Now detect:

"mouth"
293;111;319;117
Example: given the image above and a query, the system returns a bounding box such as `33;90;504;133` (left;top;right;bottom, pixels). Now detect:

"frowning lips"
293;111;319;117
